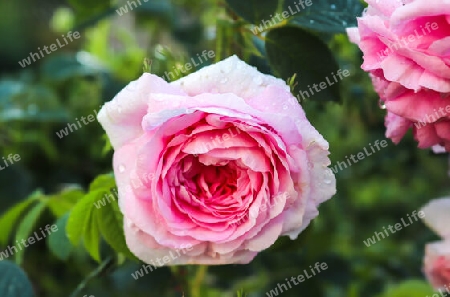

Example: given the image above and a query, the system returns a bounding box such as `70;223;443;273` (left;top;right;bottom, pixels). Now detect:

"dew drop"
282;105;288;110
378;100;386;109
253;76;263;85
324;178;332;184
118;164;126;173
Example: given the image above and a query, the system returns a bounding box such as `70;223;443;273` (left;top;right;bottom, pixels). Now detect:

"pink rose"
97;56;336;265
421;198;450;289
424;241;450;290
347;0;450;151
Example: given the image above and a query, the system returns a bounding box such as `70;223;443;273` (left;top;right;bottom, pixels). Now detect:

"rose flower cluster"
347;0;450;151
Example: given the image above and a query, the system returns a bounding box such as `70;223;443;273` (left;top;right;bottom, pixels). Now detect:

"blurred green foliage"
0;0;448;296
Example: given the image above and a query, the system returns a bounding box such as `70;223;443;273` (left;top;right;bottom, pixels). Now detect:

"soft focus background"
0;0;449;296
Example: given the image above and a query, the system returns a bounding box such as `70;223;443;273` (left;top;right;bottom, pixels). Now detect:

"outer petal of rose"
279;144;335;239
421;198;450;238
381;54;450;92
365;0;403;17
391;0;450;29
398;49;450;82
171;55;289;101
124;221;257;265
435;121;450;141
414;124;441;148
385;111;412;144
97;73;185;148
386;90;450;122
245;216;284;251
346;27;361;45
424;240;450;289
148;92;304;147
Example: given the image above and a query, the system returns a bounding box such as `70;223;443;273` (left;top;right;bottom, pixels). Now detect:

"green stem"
190;265;208;297
69;256;115;297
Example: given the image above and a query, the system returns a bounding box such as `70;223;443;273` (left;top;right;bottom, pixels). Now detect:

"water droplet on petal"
253;76;263;85
378;100;386;109
282;105;288;110
118;164;126;173
324;178;332;184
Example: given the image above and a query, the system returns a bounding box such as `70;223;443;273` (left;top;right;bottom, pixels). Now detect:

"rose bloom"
97;55;335;265
347;0;450;151
372;73;450;151
421;197;450;289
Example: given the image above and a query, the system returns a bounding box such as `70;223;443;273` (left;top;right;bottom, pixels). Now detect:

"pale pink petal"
385;111;412;143
421;198;450;238
171;55;289;100
97;74;185;148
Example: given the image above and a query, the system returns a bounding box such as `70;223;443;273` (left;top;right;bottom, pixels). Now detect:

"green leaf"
283;0;364;33
265;26;342;102
89;172;116;192
47;214;73;261
14;200;48;265
83;205;101;262
96;191;136;260
225;0;278;24
47;186;84;218
66;190;99;246
66;174;118;262
0;193;39;245
0;261;35;297
376;280;435;297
